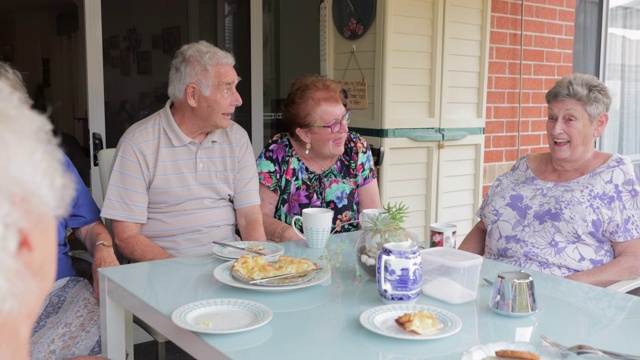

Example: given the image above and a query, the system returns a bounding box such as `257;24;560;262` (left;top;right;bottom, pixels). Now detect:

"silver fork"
541;335;640;359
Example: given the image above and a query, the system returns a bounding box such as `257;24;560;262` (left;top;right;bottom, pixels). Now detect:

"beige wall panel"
449;4;483;23
450;23;483;41
444;103;479;119
392;33;431;52
443;188;475;205
333;31;377;51
393;0;433;18
438;0;490;128
391;51;432;69
386;103;434;128
448;71;480;87
386;144;431;164
447;87;479;103
387;163;429;181
435;135;484;240
377;137;438;243
441;203;476;224
448;38;482;56
334;51;376;69
447;55;481;72
394;16;431;35
449;0;483;8
390;84;430;102
392;68;431;85
386;179;429;197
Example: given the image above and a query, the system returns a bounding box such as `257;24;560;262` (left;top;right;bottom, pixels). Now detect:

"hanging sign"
339;49;368;109
339;78;368;109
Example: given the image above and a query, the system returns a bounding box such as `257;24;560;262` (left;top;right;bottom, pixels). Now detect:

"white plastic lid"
421;247;483;267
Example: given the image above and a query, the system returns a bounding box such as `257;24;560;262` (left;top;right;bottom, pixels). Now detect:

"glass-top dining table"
99;231;640;359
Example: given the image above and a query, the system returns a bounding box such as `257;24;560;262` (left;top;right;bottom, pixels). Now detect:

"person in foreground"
257;75;381;242
0;61;117;357
459;73;640;287
0;80;81;358
102;41;266;262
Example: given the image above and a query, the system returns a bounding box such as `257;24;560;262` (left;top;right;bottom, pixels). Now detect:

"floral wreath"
342;17;364;40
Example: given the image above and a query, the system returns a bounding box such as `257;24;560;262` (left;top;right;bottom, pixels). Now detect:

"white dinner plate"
462;341;572;360
212;241;284;260
171;298;272;334
214;261;331;292
359;304;462;340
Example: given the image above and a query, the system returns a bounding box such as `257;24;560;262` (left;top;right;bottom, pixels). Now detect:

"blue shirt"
56;154;101;280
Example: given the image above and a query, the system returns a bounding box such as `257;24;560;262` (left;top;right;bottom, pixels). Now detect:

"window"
575;0;640;173
601;0;640;171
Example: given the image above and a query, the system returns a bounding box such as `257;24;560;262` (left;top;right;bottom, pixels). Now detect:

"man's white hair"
167;41;236;101
0;80;75;314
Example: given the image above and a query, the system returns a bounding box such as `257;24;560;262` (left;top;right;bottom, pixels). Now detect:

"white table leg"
100;272;134;359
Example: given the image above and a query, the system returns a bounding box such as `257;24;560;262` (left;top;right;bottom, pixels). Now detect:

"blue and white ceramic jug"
376;241;422;303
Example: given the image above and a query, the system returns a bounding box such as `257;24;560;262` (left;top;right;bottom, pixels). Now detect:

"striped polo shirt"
101;100;260;256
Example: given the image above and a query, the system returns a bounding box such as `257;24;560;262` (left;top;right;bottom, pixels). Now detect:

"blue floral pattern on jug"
376;242;422;303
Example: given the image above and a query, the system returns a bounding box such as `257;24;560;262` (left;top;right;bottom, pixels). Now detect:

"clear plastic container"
421;247;483;304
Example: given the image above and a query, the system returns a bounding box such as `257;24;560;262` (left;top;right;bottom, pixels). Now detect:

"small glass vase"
355;227;416;280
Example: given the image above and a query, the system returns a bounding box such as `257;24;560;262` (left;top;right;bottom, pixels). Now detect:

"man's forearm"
112;220;175;262
237;205;267;241
115;233;174;262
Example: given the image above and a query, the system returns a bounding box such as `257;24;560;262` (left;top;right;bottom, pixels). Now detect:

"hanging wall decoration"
339;48;368;109
332;0;376;41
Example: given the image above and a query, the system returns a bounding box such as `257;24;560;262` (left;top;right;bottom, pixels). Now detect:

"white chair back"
97;148;116;200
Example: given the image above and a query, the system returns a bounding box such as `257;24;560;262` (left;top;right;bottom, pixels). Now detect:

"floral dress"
478;154;640;276
257;132;377;233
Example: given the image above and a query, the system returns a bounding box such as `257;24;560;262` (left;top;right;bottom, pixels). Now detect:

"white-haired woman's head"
0;61;33;106
167;41;236;102
0;80;75;315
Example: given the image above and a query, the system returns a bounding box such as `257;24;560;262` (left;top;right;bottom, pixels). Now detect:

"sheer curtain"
601;0;640;169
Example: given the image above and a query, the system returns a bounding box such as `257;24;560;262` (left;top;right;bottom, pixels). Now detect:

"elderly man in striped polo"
102;41;266;262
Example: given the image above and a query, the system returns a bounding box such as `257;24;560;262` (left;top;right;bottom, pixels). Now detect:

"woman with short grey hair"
460;73;640;288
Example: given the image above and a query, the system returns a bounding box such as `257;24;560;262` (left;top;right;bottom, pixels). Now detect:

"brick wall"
484;0;576;195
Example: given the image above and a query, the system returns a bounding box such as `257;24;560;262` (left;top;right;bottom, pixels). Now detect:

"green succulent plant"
362;201;410;248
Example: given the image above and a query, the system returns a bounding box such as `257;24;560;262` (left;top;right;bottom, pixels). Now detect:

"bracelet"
95;241;113;248
275;225;290;243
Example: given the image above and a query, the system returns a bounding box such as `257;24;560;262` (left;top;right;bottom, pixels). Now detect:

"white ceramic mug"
292;208;334;248
429;222;457;248
359;208;386;228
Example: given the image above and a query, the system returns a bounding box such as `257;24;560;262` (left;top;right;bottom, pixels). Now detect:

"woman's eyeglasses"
308;110;352;133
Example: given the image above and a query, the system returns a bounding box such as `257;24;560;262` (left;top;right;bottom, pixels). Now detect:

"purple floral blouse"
478;154;640;277
257;132;377;233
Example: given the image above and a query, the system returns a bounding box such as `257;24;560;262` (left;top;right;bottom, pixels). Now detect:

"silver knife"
249;268;323;284
211;240;267;256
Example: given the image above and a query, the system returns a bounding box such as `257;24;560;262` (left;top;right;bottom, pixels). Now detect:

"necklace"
306;152;335;172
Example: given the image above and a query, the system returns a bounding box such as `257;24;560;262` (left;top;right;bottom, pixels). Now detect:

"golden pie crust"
494;350;540;360
232;254;317;280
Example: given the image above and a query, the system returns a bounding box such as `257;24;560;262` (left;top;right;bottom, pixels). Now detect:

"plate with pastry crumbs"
214;261;331;292
461;341;572;360
212;241;283;260
171;298;272;334
359;304;462;340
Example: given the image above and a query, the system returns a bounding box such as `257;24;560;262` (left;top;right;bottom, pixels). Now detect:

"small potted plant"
356;202;415;279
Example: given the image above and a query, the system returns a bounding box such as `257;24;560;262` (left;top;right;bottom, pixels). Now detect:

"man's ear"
185;84;198;107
